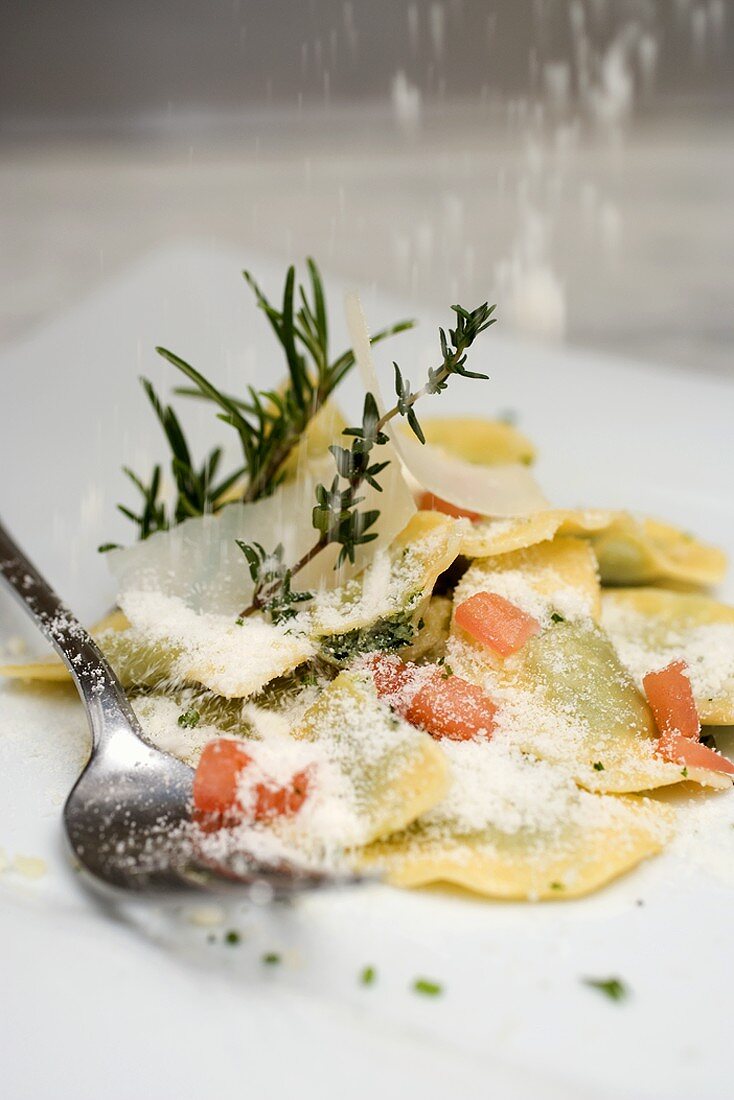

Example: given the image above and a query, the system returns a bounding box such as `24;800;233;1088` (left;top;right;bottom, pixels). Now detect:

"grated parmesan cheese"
602;602;734;706
119;590;315;698
454;564;593;628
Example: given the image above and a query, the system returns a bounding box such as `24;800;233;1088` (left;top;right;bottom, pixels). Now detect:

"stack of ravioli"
5;416;733;901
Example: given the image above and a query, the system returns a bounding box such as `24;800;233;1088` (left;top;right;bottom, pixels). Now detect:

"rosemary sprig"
140;379;245;523
108;259;410;548
161;259;412;504
100;379;243;550
240;301;496;618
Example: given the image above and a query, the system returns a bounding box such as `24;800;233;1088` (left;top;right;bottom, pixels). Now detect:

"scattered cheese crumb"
13;855;47;880
187;904;226;928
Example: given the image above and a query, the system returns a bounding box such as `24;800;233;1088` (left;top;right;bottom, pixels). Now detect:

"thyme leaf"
243;299;496;617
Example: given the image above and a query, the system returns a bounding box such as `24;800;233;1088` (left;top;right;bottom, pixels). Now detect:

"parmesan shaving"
109;454;415;616
346;292;548;517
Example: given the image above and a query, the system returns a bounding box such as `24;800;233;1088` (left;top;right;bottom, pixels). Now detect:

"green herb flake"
550;881;565;891
550;612;565;624
319;609;416;665
262;952;282;966
360;965;377;986
224;930;241;946
592;761;605;772
681;767;689;778
441;664;454;680
177;707;200;729
413;978;443;997
583;976;629;1002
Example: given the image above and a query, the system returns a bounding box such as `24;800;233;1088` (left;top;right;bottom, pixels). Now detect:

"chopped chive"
550;611;565;624
224;929;241;945
592;761;605;772
360;965;377;986
583;976;629;1002
550;881;565;891
681;767;689;778
262;952;281;966
413;978;443;996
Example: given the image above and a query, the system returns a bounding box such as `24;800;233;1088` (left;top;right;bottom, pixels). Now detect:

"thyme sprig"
161;260;412;504
235;541;313;624
241;301;496;618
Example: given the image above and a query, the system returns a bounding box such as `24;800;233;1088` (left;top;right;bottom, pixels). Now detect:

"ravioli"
310;511;464;654
292;670;449;845
358;738;671;900
453;536;602;627
462;509;617;560
398;595;452;664
450;616;729;793
591;516;727;588
0;609;142;685
118;590;315;699
602;587;734;725
403;416;536;467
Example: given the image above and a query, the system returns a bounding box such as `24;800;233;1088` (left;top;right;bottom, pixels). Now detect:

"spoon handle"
0;516;137;745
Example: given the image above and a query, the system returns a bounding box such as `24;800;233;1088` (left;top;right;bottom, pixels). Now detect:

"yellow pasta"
449;553;729;793
602;587;734;724
292;670;449;844
591;515;727;588
462;508;617;560
309;511;464;644
358;755;671;901
409;416;536;467
453;536;602;625
11;376;734;905
0;609;132;684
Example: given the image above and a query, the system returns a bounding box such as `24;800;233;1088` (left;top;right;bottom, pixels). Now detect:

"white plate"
2;243;733;1100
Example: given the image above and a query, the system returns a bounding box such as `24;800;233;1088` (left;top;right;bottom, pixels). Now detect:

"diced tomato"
371;655;496;741
658;732;734;776
368;654;412;699
253;769;311;819
643;659;734;775
193;739;251;822
643;660;700;740
192;738;311;830
407;673;497;741
418;492;481;522
454;591;542;657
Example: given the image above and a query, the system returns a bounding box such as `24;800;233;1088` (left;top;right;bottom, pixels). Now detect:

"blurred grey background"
1;0;733;372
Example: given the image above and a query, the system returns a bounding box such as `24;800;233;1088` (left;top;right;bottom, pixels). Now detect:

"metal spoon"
0;517;340;897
